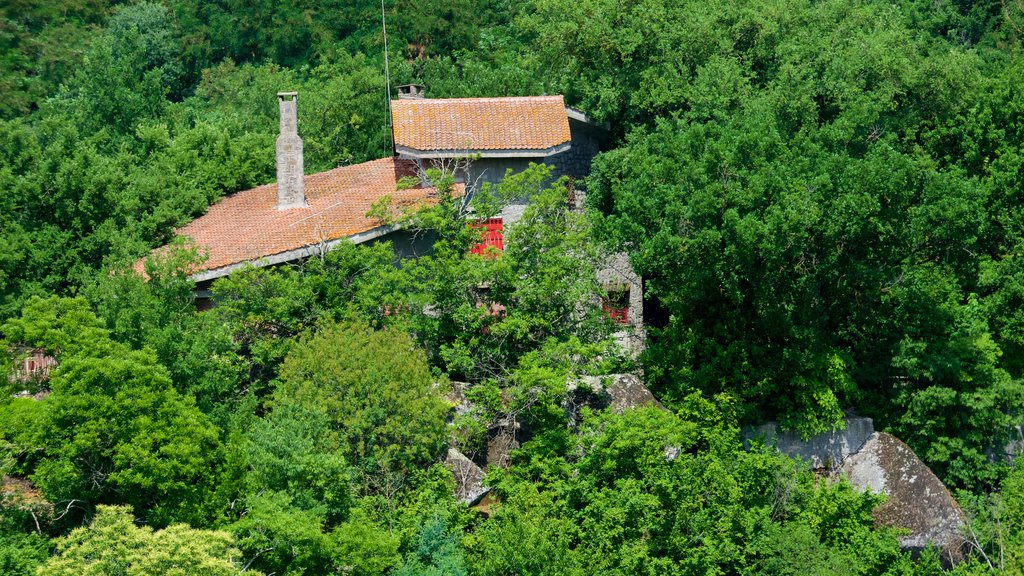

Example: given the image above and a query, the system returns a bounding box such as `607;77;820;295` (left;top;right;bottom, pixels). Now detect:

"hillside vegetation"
3;0;1024;573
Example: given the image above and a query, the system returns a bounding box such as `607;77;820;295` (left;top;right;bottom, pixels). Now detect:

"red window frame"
469;218;504;256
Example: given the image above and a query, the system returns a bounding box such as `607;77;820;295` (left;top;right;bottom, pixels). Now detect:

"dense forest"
3;0;1024;573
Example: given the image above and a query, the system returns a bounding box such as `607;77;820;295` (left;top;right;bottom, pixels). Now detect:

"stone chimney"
397;84;425;99
276;92;306;209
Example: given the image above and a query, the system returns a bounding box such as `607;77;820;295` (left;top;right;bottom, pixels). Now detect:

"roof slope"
145;158;445;280
391;95;571;155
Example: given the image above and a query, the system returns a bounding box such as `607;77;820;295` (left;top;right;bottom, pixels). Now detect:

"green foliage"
35;349;221;526
208;241;404;402
0;479;50;576
275;319;449;486
86;263;245;425
468;399;913;575
400;163;617;380
1;296;112;360
244;403;351;524
37;505;255;575
0;530;48;576
951;460;1024;574
330;509;402;576
394;517;467;576
577;0;1024;485
3;0;1024;571
0;297;222;527
0;0;113;118
229;492;336;575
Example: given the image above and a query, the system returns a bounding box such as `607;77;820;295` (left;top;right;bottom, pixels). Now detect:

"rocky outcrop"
994;424;1024;463
443;449;489;505
565;374;663;425
743;417;875;471
836;432;965;563
445;375;658;504
486;417;519;469
744;419;966;562
444;381;474;417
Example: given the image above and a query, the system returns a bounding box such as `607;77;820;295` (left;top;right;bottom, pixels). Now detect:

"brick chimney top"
397;84;425;99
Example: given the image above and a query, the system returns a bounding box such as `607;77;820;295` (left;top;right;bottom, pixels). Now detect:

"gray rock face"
743;417;875;471
565;374;663;423
443;449;489;505
444;381;473;418
486;418;519;469
995;424;1024;463
837;432;965;562
603;374;663;414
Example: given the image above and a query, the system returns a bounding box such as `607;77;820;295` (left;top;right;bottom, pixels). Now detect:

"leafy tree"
397;163;618;380
578;10;1024;484
0;477;50;576
330;509;402;575
37;505;255;575
394;517;467;576
0;297;222;526
32;348;221;526
228;491;337;575
956;460;1024;574
0;0;113;118
274;319;448;486
468;398;916;575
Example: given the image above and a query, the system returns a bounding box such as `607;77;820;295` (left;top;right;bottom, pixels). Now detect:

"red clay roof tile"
391;96;571;152
139;158;452;277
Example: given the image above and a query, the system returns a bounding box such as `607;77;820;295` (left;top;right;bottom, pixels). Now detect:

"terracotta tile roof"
139;158;453;278
391;96;571;153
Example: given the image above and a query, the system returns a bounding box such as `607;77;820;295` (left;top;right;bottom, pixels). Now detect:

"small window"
602;288;630;324
469;218;504;256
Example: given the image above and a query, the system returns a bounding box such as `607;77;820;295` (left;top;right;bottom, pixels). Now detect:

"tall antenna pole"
381;0;394;151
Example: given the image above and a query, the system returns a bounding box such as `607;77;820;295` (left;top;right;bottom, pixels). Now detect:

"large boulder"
836;432;965;562
565;374;663;425
743;417;875;471
443;449;489;505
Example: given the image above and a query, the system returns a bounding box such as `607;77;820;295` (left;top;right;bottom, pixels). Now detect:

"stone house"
139;89;643;342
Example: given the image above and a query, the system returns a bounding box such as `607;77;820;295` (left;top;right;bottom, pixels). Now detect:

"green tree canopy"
37;505;255;576
274;318;449;488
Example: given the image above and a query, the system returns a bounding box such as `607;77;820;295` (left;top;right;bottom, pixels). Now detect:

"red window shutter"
469;218;504;255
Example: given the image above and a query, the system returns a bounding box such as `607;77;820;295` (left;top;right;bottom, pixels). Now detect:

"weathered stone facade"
595;252;646;356
548;115;604;180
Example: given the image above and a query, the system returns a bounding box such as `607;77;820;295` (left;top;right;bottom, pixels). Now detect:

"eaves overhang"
394;142;571;160
188;223;401;283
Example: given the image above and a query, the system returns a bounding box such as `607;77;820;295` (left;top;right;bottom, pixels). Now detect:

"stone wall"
372;228;436;263
743;417;876;471
547;120;603;180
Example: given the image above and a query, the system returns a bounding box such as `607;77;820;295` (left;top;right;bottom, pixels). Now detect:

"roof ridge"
393;95;564;104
